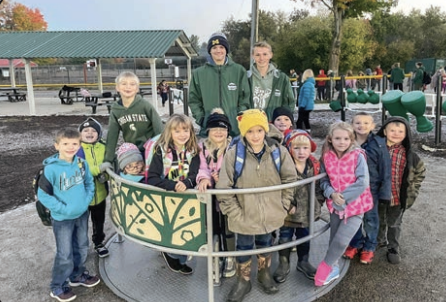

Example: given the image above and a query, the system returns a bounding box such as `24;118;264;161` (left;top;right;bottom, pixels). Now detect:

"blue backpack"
232;138;281;187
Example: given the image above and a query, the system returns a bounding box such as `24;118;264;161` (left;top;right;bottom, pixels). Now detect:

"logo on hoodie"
227;83;237;91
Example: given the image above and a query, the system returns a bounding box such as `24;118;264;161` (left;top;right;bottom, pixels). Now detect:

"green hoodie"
248;63;295;122
189;58;250;137
104;94;163;163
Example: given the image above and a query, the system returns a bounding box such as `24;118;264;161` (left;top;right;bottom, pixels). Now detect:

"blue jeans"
167;253;187;265
349;200;379;251
51;211;89;294
278;226;310;261
236;233;272;263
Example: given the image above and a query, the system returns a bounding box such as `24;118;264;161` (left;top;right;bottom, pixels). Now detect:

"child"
77;117;110;258
146;114;200;274
216;109;297;302
315;122;373;286
273;130;324;283
196;108;236;278
157;80;169;107
38;129;99;302
296;69;315;133
272;106;294;137
376;117;426;264
343;112;391;264
103;71;164;165
117;142;145;182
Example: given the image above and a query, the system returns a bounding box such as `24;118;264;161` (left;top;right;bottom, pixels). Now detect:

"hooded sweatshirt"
38;154;95;221
248;63;295;122
105;94;164;163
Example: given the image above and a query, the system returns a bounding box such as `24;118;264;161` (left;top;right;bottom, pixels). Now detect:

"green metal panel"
0;30;196;59
110;178;207;251
404;58;446;75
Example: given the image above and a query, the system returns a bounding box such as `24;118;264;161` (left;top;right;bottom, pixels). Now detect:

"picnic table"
0;87;27;102
58;85;81;105
139;85;152;96
84;92;116;114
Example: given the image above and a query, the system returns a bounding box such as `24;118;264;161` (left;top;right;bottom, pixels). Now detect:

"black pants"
160;93;168;105
317;86;325;100
393;83;403;91
89;200;106;246
296;107;312;131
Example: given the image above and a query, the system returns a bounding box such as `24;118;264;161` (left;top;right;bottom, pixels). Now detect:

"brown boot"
273;248;291;283
227;260;252;302
257;254;279;294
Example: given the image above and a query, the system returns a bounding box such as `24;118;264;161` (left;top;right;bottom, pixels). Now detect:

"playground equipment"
381;90;434;132
100;169;347;302
401;91;434;132
367;90;380;104
381;90;408;120
346;89;357;103
356;89;369;104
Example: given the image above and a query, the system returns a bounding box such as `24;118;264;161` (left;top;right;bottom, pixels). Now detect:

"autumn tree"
0;0;47;31
291;0;395;75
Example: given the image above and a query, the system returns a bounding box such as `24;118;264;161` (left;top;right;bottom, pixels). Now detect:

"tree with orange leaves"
0;0;47;31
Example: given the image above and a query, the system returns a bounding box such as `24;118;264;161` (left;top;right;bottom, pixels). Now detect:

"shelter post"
23;59;36;115
187;58;191;86
97;59;103;93
149;58;158;112
9;60;16;87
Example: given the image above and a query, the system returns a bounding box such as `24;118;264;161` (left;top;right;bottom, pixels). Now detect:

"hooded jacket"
189;58;251;137
105;94;164;163
298;77;316;110
38;155;95;221
413;65;425;85
316;70;327;87
248;63;295;122
216;129;297;235
77;119;108;206
376;117;426;209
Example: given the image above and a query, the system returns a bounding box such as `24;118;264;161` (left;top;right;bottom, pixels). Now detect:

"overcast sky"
15;0;446;44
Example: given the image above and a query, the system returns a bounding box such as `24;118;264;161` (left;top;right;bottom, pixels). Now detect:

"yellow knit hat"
237;109;269;137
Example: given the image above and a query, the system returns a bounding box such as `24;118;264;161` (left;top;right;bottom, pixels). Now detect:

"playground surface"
1;93;446;302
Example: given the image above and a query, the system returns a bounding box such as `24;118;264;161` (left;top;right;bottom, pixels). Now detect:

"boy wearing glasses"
117;143;145;183
102;71;164;169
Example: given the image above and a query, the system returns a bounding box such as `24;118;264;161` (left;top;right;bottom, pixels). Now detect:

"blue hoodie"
38;154;95;221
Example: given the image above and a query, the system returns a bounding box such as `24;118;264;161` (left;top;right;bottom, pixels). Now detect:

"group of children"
38;70;425;302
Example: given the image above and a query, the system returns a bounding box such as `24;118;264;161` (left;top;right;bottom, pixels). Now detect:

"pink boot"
314;261;331;286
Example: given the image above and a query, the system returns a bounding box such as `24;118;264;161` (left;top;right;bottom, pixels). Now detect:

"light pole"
250;0;259;69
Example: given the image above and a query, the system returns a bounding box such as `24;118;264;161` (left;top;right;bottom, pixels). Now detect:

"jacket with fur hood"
216;129;297;235
376;117;426;209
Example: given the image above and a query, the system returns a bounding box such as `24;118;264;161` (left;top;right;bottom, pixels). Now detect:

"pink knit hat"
117;143;143;170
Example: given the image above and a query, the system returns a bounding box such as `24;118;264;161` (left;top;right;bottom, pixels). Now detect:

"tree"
291;0;395;74
188;34;200;53
0;1;47;31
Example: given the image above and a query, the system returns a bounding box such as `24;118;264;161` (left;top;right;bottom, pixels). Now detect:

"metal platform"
99;220;349;302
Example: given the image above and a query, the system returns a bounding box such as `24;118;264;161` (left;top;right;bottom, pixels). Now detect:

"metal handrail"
105;167;329;302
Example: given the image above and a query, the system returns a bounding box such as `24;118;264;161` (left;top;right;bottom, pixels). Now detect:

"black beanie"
205;108;231;135
272;107;294;123
79;117;102;138
207;32;230;54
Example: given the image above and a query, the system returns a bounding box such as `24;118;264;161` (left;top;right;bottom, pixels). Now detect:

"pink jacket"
323;148;373;219
196;140;226;187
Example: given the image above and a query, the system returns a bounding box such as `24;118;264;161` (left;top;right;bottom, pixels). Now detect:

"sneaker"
69;271;100;288
95;244;110;258
179;263;194;275
323;266;340;285
387;248;401;264
162;252;183;272
50;288;76;302
343;246;359;259
377;242;387;250
360;250;374;264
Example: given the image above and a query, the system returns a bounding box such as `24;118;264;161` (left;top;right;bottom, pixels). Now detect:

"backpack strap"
233;140;246;187
143;134;161;181
233;140;281;187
